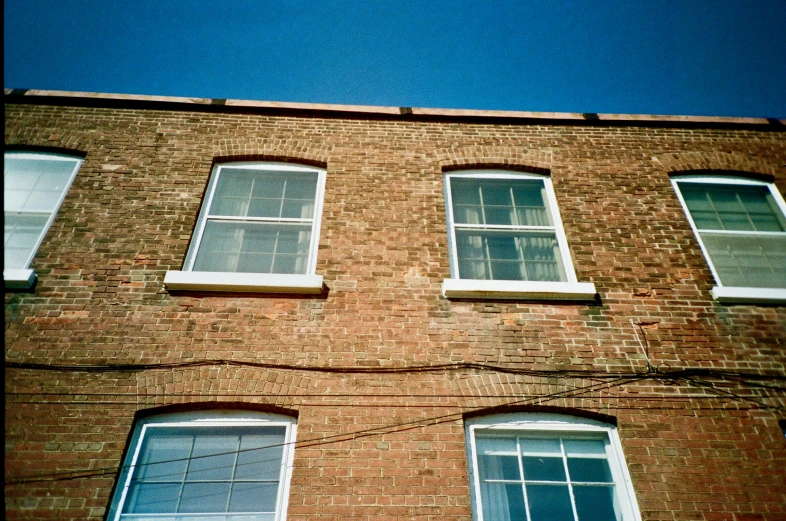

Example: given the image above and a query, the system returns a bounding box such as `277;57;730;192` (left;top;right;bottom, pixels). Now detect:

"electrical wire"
5;361;784;486
6;359;786;382
5;375;634;486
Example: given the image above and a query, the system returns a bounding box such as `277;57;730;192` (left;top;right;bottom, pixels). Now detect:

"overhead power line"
5;375;635;486
6;359;786;382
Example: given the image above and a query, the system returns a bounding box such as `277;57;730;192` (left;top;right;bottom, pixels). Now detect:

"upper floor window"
671;175;786;303
4;152;82;288
466;413;641;521
185;162;325;275
442;171;596;300
107;410;297;521
164;162;326;293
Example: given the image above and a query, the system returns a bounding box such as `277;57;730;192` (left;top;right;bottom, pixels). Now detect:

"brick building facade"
5;89;786;521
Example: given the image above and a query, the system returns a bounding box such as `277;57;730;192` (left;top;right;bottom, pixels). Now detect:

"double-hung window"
672;175;786;303
443;171;596;300
164;162;326;293
4;152;82;289
466;413;641;521
107;410;297;521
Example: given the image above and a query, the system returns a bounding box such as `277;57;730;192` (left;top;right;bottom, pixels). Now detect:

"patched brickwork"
5;96;786;521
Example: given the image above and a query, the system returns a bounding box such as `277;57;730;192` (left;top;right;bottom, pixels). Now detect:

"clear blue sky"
5;0;786;117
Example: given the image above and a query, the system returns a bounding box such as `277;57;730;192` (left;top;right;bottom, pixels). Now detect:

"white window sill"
442;279;598;301
164;271;324;294
4;269;37;290
711;286;786;304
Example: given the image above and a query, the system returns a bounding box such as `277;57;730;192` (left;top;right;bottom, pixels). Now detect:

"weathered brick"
4;94;786;521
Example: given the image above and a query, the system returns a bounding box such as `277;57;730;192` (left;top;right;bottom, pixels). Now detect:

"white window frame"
465;413;642;521
671;175;786;304
164;162;326;293
442;170;596;300
106;410;297;521
4;152;82;289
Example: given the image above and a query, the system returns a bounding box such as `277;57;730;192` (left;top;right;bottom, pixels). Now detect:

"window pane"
522;456;566;482
186;435;239;481
123;483;181;514
455;230;565;282
211;168;317;220
453;205;483;225
228;482;280;513
4;213;49;268
742;191;785;231
235;429;286;480
484;205;514;226
526;484;574;521
573;485;620;521
480;482;526;521
481;183;515;225
567;458;613;483
281;175;317;218
193;221;311;274
479;454;521;481
476;435;518;453
450;179;482;206
520;438;562;455
563;439;606;456
4;157;77;212
211;170;255;216
513;184;550;226
179;482;231;513
681;183;786;232
119;514;275;521
136;434;192;481
700;232;786;288
451;178;548;226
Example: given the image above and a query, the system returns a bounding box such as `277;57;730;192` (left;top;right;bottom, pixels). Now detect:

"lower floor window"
108;411;296;521
466;413;641;521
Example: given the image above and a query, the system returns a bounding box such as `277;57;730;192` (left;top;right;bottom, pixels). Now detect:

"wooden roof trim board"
5;88;784;126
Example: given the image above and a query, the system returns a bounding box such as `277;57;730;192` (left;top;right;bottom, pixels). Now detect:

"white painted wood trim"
164;270;324;294
4;269;37;289
711;286;786;304
442;278;597;301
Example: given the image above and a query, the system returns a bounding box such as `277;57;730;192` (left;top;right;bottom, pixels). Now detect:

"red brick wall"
5;100;786;520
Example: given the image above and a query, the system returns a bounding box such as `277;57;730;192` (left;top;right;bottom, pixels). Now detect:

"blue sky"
4;1;786;117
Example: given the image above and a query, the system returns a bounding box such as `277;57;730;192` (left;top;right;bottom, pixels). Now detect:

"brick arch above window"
212;138;332;167
670;169;775;183
133;402;300;422
435;146;553;173
4;142;89;156
464;404;618;426
652;151;780;179
131;364;318;409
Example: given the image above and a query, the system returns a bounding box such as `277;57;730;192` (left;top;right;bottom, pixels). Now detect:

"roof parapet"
4;88;784;126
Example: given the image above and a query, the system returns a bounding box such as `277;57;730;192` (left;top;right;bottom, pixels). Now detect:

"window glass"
674;177;786;289
109;413;295;521
474;432;620;521
468;415;640;521
680;184;785;232
446;172;574;282
184;163;324;275
4;153;82;270
193;221;312;274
